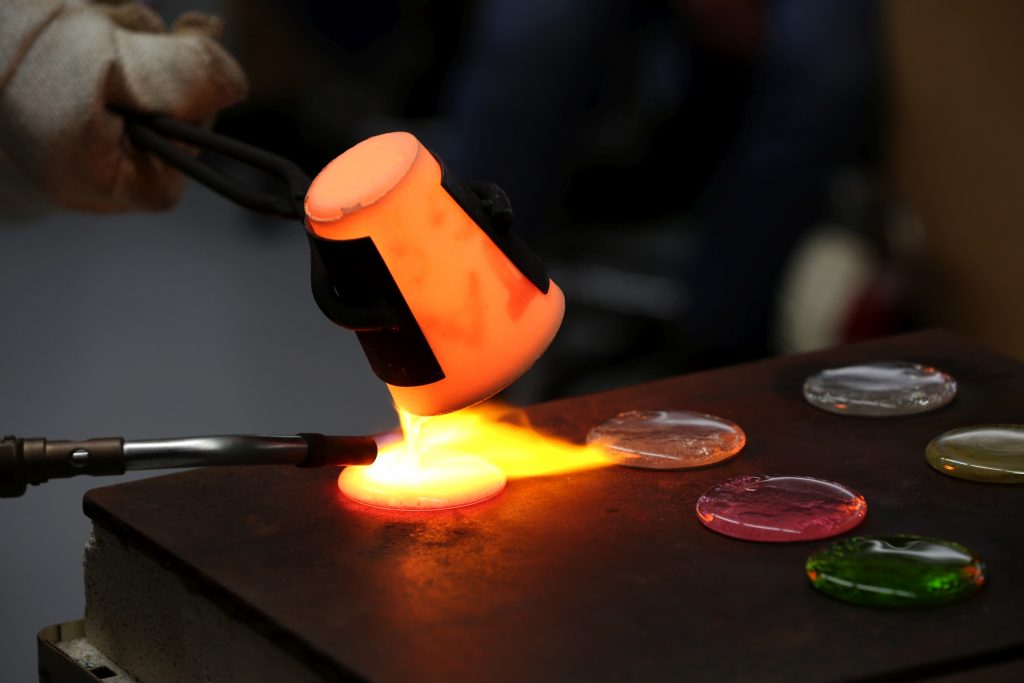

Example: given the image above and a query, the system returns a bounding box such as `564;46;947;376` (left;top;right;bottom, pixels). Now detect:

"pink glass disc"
696;475;867;542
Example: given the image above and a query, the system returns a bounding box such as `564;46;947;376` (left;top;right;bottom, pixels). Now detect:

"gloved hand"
0;0;248;217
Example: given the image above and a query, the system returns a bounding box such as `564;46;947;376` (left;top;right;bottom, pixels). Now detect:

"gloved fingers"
171;11;225;41
109;133;189;212
0;1;248;215
95;4;225;40
106;25;247;124
94;2;165;34
100;12;248;210
1;5;130;213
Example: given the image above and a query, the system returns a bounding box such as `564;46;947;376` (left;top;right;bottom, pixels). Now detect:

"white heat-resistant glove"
0;0;248;217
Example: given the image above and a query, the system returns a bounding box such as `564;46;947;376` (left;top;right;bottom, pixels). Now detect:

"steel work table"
78;331;1024;682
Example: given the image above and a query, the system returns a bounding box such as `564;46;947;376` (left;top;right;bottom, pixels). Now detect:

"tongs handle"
122;112;311;220
121;111;404;332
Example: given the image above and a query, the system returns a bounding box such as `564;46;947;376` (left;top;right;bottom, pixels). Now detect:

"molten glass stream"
338;404;612;511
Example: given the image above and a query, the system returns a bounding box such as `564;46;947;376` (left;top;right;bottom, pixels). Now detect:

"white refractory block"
84;525;323;683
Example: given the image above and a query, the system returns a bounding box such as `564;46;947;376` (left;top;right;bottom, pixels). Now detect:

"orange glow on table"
338;404;613;510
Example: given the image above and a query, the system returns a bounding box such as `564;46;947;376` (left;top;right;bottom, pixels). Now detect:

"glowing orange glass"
338;404;613;511
305;132;565;416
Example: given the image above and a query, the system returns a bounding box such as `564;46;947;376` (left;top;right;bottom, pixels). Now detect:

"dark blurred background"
3;0;1023;679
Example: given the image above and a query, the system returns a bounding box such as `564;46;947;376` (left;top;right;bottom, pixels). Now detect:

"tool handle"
0;436;125;498
122;112;311;219
0;433;378;498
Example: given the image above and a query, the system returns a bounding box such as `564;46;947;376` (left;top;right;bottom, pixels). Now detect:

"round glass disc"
803;361;957;417
926;425;1024;483
586;410;745;470
806;535;986;608
696;475;867;542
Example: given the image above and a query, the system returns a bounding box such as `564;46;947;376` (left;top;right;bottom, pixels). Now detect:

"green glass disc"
926;425;1024;483
806;535;985;608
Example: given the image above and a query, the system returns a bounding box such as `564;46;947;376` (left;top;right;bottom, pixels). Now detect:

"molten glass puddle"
338;404;613;511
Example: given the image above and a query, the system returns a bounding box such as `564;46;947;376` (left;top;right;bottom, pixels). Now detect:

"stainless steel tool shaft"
0;433;379;497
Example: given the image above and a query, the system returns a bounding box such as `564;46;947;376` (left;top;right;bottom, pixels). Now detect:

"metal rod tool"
122;112;311;219
0;433;380;498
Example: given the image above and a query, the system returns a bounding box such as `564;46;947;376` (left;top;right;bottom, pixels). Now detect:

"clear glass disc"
586;410;745;470
803;361;956;417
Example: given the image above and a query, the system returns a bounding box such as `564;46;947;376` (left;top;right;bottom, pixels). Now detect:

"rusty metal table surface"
84;331;1024;682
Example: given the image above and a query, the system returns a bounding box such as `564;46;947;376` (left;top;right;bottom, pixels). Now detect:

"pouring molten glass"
304;131;564;417
304;132;565;509
1;119;566;507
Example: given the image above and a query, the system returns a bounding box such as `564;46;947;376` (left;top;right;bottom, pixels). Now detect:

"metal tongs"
0;113;387;498
125;111;401;331
123;112;311;219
